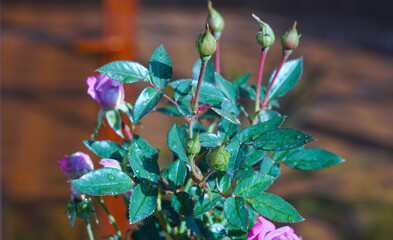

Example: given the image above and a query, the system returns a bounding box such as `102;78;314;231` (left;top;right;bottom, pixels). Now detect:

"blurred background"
2;0;393;239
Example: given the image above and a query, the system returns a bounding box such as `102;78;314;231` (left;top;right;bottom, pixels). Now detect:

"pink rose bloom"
58;152;94;180
247;216;302;240
87;73;125;109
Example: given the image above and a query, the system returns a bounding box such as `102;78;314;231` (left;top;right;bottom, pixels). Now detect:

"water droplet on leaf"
107;174;115;181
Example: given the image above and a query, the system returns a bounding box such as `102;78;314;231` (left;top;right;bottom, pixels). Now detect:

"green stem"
95;197;123;240
178;220;187;235
86;221;94;240
184;177;193;192
204;212;214;225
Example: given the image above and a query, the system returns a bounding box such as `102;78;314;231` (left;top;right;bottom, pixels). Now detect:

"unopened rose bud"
252;14;275;48
207;1;225;39
206;145;231;171
281;21;300;51
87;73;125;109
58;152;94;180
186;132;201;155
191;165;204;183
195;25;217;62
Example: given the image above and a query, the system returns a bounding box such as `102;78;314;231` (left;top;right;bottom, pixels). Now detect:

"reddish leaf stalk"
255;47;269;112
261;55;288;110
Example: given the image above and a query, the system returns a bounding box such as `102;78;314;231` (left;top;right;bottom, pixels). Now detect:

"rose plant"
59;2;344;239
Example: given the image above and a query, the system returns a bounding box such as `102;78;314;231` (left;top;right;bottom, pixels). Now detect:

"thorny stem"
260;55;289;110
214;39;220;74
95;197;123;240
255;47;269;112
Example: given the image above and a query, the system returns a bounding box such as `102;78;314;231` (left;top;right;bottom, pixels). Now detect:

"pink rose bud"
99;159;121;169
87;73;125;109
281;21;300;51
58;152;94;180
247;216;302;240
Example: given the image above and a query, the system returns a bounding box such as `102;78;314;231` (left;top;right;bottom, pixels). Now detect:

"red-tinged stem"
193;61;207;113
255;47;269;112
163;93;179;107
261;55;288;110
149;83;179;107
122;123;133;142
214;39;220;74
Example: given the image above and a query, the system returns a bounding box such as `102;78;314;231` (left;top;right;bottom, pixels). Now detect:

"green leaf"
169;79;226;105
226;143;248;179
174;80;192;103
218;119;239;141
239;85;266;101
171;192;193;216
258;110;281;122
216;172;231;193
128;135;160;183
224;197;249;232
232;73;251;87
250;192;304;223
221;99;241;116
105;109;123;138
97;60;149;83
235;165;255;181
149;45;173;89
83;140;126;162
253;128;315;151
167;124;189;165
215;73;237;102
267;58;303;100
199;132;221;147
282;148;345;170
210;223;227;239
244;145;266;166
259;157;281;178
156;106;182;116
234;174;274;199
193;193;222;216
239;116;286;143
192;59;215;84
133;87;163;123
212;107;240;125
165;159;187;189
72;168;133;196
129;183;158;224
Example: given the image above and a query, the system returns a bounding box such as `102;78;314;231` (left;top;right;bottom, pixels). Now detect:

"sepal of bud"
252;14;275;48
206;145;231;171
195;25;217;62
281;21;300;51
207;1;225;39
186;132;201;155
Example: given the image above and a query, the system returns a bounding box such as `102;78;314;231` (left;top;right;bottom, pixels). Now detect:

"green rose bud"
281;21;300;50
195;25;217;62
252;14;275;48
206;145;231;171
186;132;201;155
207;1;225;39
